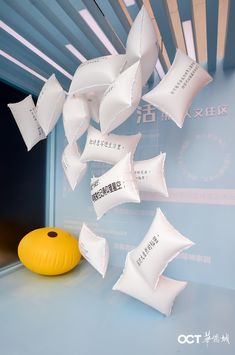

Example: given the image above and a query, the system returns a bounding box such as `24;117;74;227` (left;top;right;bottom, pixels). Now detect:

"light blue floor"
0;260;234;355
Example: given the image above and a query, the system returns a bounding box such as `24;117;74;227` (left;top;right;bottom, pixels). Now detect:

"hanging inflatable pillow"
69;54;126;96
142;49;212;128
63;94;90;144
90;153;140;220
36;74;65;135
18;227;81;275
129;208;195;289
87;92;103;123
99;61;142;134
8;95;45;151
62;142;87;191
113;253;187;316
124;5;159;85
134;153;168;196
80;125;141;165
79;223;109;278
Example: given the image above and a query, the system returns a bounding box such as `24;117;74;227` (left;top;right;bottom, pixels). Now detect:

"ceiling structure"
0;0;233;96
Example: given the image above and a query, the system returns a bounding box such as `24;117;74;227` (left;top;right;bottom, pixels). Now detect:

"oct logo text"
178;334;202;344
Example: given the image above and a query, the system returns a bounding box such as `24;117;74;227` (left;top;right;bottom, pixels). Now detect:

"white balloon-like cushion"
79;223;109;278
142;49;212;128
90;153;140;220
8;95;45;151
80;125;141;165
113;254;187;316
87;93;103;123
124;5;159;85
36;74;65;135
134;153;168;196
62;142;87;191
129;208;194;289
63;94;90;144
99;61;142;134
69;54;126;96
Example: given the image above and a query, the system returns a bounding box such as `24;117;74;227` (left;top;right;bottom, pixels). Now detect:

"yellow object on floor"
18;227;81;275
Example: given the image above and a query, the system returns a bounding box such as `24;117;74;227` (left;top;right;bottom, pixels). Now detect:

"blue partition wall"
48;62;235;291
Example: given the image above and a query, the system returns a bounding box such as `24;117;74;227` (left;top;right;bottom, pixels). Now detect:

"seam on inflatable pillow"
160;152;169;197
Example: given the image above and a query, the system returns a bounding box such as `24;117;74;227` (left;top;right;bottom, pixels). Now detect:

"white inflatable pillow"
113;254;187;316
134;153;168;196
87;93;103;123
8;95;45;151
90;153;140;220
99;61;142;134
62;142;87;190
80;125;141;165
36;74;65;135
69;54;126;96
79;223;109;278
129;208;194;289
142;49;212;128
63;94;90;144
125;5;159;85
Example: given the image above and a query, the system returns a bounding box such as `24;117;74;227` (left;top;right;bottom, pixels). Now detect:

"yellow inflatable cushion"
18;227;81;275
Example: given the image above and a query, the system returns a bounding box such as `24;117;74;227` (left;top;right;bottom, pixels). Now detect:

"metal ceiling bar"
192;0;207;62
177;0;191;21
177;0;198;61
29;0;99;60
100;0;130;41
135;0;143;10
118;0;133;25
0;1;74;79
0;30;70;90
5;0;79;70
206;0;219;72
149;0;176;63
166;0;187;53
120;1;139;20
223;0;235;69
0;31;47;79
108;0;131;35
217;0;229;60
158;56;168;75
0;56;42;96
81;0;125;53
56;0;113;56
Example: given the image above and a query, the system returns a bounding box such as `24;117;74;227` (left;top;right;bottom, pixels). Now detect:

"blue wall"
49;63;235;290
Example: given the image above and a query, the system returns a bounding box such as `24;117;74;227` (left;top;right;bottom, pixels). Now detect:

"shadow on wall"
0;80;47;268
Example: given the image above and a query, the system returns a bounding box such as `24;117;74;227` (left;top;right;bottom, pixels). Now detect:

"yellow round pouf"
18;227;81;275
